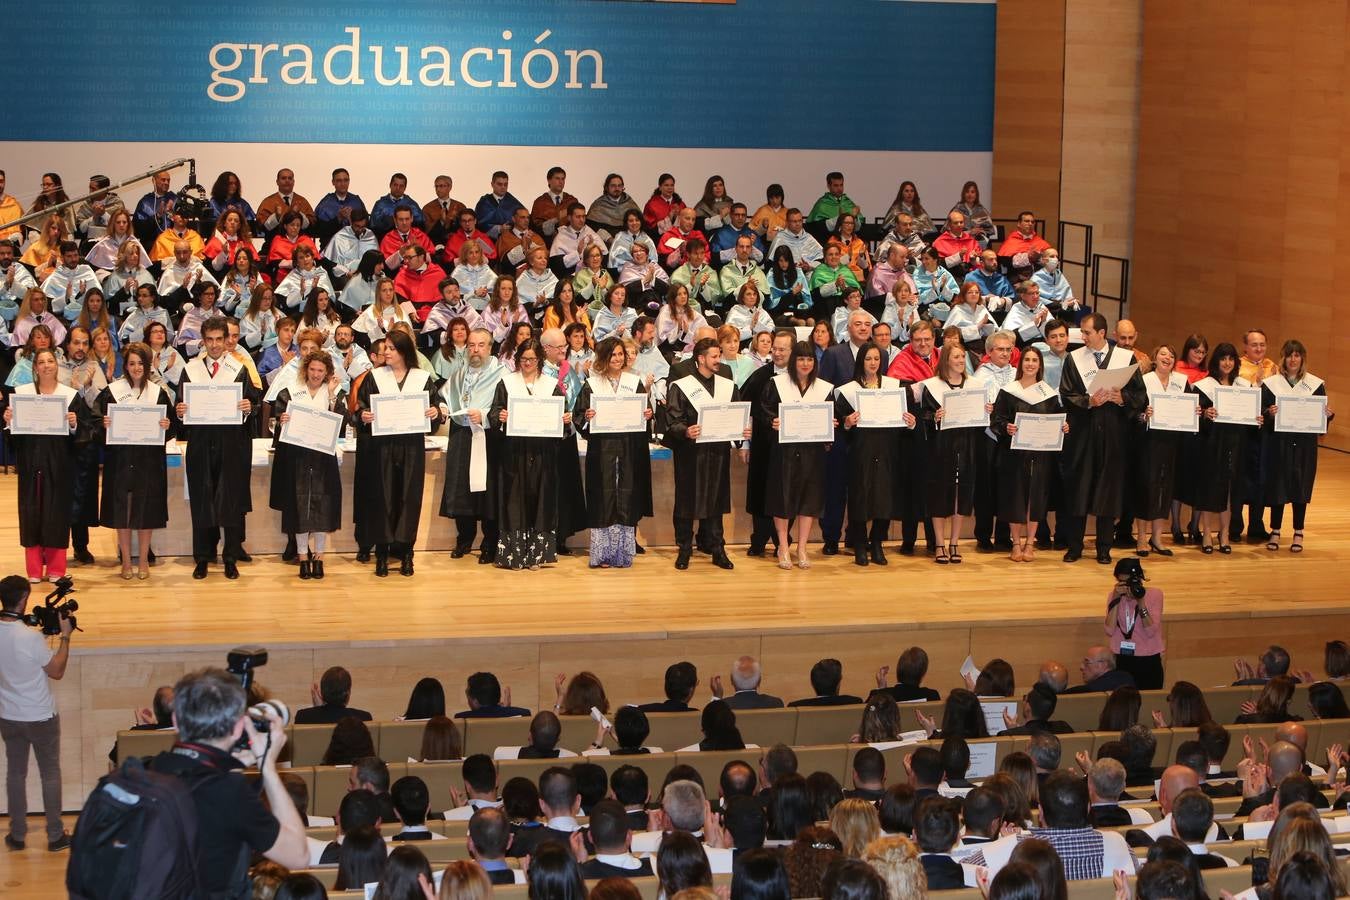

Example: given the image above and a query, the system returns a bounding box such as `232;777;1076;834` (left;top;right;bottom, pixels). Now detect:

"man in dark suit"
714;656;784;709
317;789;382;865
719;760;758;807
789;658;865;707
637;661;698;713
454;671;532;718
957;788;1004;855
1174;739;1241;799
611;765;652;831
579;800;654;879
877;646;942;702
740;329;794;556
721;795;767;855
349;757;396;823
817;310;873;554
468;807;523;885
1087;758;1137;827
939;737;978;789
908;746;943;801
845;747;886;801
1231;645;1295;686
390;776;444;842
1196;724;1241;795
294;666;372;725
914;797;966;889
998;684;1075;736
508;767;584;858
513;712;572;760
1173;789;1238;868
1061;646;1137;694
661;327;734;557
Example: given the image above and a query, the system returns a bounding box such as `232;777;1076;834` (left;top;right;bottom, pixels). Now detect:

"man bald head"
1079;646;1115;685
1158;764;1200;815
695;326;717;344
1114;319;1139;349
1268;741;1305;783
1039;661;1069;694
1274;722;1308;753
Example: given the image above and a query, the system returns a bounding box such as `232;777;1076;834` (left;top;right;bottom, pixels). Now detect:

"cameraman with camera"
150;668;308;892
0;574;73;851
1105;559;1165;690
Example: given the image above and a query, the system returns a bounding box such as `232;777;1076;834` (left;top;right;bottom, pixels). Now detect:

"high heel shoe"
1135;544;1150;557
1022;541;1036;562
1010;543;1025;562
778;551;793;571
853;545;869;567
313;559;325;579
120;565;134;581
1290;531;1304;553
1218;543;1232;554
935;546;949;565
796;547;811;569
948;544;963;564
1148;539;1174;557
1266;530;1281;551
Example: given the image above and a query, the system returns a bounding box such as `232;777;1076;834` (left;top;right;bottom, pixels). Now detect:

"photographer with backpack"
0;575;74;852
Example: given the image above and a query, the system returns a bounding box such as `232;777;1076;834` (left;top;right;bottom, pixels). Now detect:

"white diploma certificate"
1010;412;1066;451
1149;392;1199;433
779;402;834;444
940;388;990;430
589;394;648;435
1275;395;1328;434
280;405;344;455
856;389;907;429
506;395;565;438
9;394;69;436
106;404;166;446
695;401;751;443
980;701;1019;736
183;382;243;426
1214;386;1262;426
371;391;430;436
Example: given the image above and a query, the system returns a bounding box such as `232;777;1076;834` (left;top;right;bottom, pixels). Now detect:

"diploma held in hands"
696;401;751;443
857;390;907;429
507;395;565;438
940;388;989;430
1010;412;1066;451
9;395;70;436
183;382;244;426
1214;386;1262;426
107;404;167;446
1086;363;1139;394
371;391;431;436
1275;395;1328;434
1149;392;1199;433
589;394;647;435
779;402;834;444
280;405;344;455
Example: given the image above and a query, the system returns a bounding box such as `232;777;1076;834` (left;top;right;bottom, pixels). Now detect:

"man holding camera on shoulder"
1105;559;1164;690
150;668;308;892
0;574;73;851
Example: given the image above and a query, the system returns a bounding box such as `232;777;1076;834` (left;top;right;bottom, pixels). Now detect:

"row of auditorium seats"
116;684;1305;768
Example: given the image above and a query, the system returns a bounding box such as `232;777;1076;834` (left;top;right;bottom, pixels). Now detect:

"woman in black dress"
273;350;347;579
991;345;1067;563
1134;344;1195;557
96;342;174;580
757;341;835;570
1261;339;1334;554
917;342;991;564
1191;342;1261;553
833;341;914;567
350;338;385;562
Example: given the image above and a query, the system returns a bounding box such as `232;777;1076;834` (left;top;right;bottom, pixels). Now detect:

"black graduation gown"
271;386;346;533
664;372;740;520
917;378;982;516
179;359;262;528
356;367;445;545
833;380;902;521
489;378;561;534
95;382;174;530
1059;349;1147;518
1192;383;1252;513
991;383;1062;524
553;391;588;539
1134;378;1192;520
440;362;505;521
7;386;95;548
351;372;375;528
1260;378;1331;506
758;377;832;519
893;380;927;523
575;377;653;528
740;363;778;516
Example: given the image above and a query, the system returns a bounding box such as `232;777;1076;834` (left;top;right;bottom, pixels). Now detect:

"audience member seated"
767;208;824;272
998;212;1051;270
917;688;988;740
713;655;784;709
789;658;865;707
829;797;881;860
999;683;1073;736
468;806;525;884
1063;645;1137;693
334;823;387;891
402;676;447;720
322;716;376;766
930;212;981;275
417;714;463;762
506;766;582;858
581;798;655;878
439;754;502;821
913;796;966;888
388;775;444;842
632;779;734;872
456;671;530;718
954;787;1005;857
496;711;578;760
371;173;424;234
1170;789;1237;868
348;755;396;822
941;737;977;789
315;788;383;865
589;706;662;756
1086;758;1150;827
876;646;942;702
637;661;699;713
846;748;887;802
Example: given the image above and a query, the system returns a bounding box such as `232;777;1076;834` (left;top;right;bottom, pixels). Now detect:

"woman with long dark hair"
767;244;811;323
992;344;1068;562
1192;342;1262;553
917;342;991;564
1261;339;1334;553
1134;344;1195;556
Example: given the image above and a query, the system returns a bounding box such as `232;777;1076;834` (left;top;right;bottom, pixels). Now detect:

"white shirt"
0;621;57;721
1143;812;1220;843
442;798;503;821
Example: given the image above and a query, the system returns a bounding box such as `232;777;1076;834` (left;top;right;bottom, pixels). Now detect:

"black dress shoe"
1096;550;1112;565
634;543;645;554
822;540;839;556
675;548;691;570
478;550;496;565
711;552;734;570
746;544;766;558
1035;539;1053;551
870;542;888;565
355;548;371;563
1148;540;1174;557
375;553;389;577
236;549;253;562
282;536;298;563
192;561;208;579
898;543;915;556
47;833;70;852
223;559;240;579
1112;533;1135;549
147;549;157;565
450;547;467;559
4;834;23;851
400;554;414;576
313;559;325;579
1247;530;1270;544
1063;550;1082;563
854;546;869;567
73;548;95;565
299;560;312;580
976;539;996;553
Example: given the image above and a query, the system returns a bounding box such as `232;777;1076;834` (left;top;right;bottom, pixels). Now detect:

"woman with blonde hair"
830;799;882;859
1262;803;1347;896
20;213;68;278
437;860;494;900
86;209;149;272
353;277;412;342
860;834;927;899
103;240;155;313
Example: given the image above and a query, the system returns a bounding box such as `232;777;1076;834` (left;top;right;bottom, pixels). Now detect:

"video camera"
8;577;80;635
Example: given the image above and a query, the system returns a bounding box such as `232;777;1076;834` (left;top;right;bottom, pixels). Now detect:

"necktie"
1094;351;1105;368
210;360;219;378
282;196;291;206
442;202;449;213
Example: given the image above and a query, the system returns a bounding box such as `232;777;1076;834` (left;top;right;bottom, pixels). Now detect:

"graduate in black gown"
95;342;174;580
489;338;568;570
663;337;750;571
1260;339;1334;554
540;328;588;555
834;341;915;567
991;345;1067;563
1191;343;1262;553
1134;344;1197;557
175;315;262;580
757;341;836;570
440;327;507;563
917;341;991;564
4;349;95;582
273;350;347;580
1057;312;1147;564
356;330;445;576
740;329;794;556
574;337;654;568
350;338;386;561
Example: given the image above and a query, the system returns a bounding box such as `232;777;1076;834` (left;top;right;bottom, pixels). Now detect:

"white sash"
999;379;1057;405
672;372;733;412
587;372;641;395
501;371;551;399
772;372;834;404
1263;371;1323;398
919;374;987;407
185;352;241;383
108;379;165;406
835;375;899;411
370;365;430;396
15;381;78;404
1142;370;1187;394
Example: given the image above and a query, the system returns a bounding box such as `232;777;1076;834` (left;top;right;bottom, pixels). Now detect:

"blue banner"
9;0;993;152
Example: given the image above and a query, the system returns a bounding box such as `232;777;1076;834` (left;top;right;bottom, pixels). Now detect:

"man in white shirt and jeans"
0;575;74;851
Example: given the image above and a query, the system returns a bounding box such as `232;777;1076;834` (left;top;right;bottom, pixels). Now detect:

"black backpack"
66;755;205;900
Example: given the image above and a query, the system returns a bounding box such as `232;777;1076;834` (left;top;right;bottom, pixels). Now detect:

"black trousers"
848;519;889;547
973;439;1009;546
821;449;850;545
675;516;724;552
901;517;936;551
1268;503;1307;531
455;516;499;552
1061;515;1114;554
1115;653;1164;691
192;524;244;563
750;513;775;549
